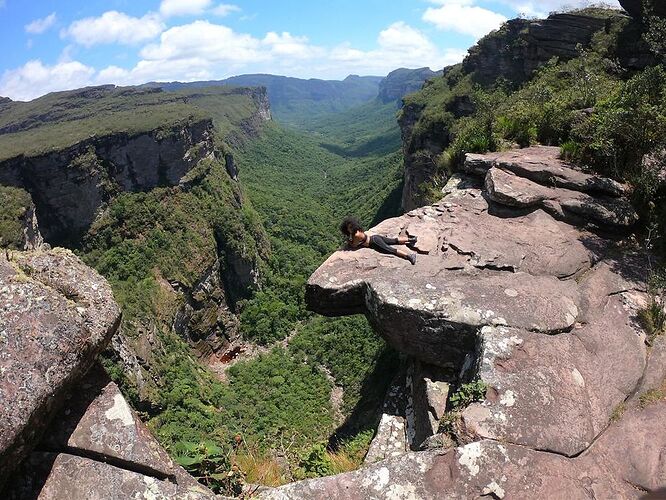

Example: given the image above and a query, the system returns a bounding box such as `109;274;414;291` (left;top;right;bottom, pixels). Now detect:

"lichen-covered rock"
259;402;666;499
303;143;660;496
8;452;214;500
0;249;121;489
6;364;215;499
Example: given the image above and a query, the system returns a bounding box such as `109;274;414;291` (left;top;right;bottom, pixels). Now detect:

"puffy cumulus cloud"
25;12;57;34
496;0;621;17
423;0;507;38
263;32;323;59
329;22;466;75
212;3;241;17
159;0;212;17
140;21;265;63
3;20;469;99
0;60;95;101
62;11;164;47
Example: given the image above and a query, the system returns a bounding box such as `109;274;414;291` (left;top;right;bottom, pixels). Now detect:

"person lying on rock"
340;216;418;265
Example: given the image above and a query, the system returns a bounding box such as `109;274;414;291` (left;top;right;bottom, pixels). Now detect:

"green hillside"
154;74;383;128
402;7;666;253
0;86;259;161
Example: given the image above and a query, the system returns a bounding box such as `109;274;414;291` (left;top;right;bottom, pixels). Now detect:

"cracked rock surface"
0;249;216;499
259;402;666;499
293;147;665;497
0;249;121;489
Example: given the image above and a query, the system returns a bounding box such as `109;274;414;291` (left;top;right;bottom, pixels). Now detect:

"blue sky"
0;0;620;100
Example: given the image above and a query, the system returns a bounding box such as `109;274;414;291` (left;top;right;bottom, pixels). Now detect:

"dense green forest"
76;93;405;491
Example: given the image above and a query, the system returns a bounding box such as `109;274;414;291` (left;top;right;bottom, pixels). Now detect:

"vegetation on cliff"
0;186;32;248
402;7;666;254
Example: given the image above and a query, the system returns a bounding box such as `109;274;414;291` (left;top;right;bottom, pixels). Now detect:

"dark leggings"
370;235;399;255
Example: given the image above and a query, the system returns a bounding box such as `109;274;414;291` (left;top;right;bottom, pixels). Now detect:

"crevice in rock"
40;445;177;484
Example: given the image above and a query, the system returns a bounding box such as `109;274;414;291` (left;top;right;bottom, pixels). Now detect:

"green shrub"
449;380;488;409
174;440;243;496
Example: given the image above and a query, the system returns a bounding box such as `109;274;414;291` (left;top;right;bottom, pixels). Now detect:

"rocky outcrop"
0;186;44;250
0;249;121;489
378;68;442;104
463;13;614;87
471;146;638;229
259;402;666;499
0;119;215;244
294;146;665;496
7;365;214;499
0;250;217;498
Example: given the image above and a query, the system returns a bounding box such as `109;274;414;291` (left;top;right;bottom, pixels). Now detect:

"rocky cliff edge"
0;249;217;498
266;146;666;498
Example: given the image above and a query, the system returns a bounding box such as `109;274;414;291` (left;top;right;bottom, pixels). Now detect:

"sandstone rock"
0;249;121;489
5;364;215;499
305;141;654;496
259;402;666;499
7;452;214;500
463;291;646;456
466;146;627;196
42;365;183;479
485;166;638;228
463;14;615;86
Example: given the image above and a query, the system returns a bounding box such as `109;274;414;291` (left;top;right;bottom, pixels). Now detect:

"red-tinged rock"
258;403;666;499
0;249;121;489
7;452;215;500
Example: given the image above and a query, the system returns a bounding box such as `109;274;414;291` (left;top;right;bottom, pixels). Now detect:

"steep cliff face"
0;85;270;451
270;147;666;498
463;14;608;86
378;68;442;104
399;8;655;212
0;119;214;245
0;186;44;250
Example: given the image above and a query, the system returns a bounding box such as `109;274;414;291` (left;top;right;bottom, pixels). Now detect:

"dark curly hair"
340;216;363;237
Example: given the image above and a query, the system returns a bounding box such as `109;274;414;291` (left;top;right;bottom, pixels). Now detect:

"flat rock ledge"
295;146;665;497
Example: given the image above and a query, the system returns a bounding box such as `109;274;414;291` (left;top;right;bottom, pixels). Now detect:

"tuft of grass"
638;388;665;408
610;402;627;422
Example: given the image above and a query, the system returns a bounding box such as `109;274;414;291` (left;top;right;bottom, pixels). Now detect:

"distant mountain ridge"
146;69;441;128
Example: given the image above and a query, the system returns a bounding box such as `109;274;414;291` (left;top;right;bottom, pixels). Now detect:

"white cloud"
212;3;241;16
140;21;265;63
423;1;507;38
0;60;95;101
25;13;57;34
2;19;469;99
263;32;323;59
160;0;212;17
63;11;164;47
329;22;465;75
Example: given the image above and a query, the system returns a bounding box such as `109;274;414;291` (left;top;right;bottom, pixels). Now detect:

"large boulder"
0;249;121;489
7;365;215;499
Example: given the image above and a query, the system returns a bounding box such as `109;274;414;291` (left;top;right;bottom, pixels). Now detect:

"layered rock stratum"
0;249;217;498
260;146;666;498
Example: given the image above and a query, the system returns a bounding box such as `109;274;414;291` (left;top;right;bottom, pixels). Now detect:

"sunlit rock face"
272;146;666;498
